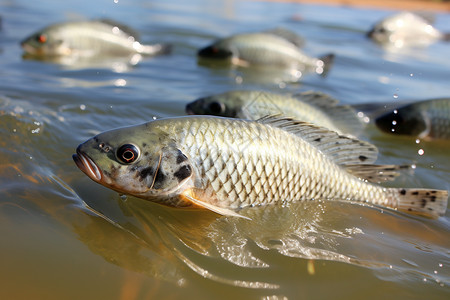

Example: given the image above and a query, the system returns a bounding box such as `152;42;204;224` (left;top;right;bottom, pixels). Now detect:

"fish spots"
139;167;154;179
421;199;427;208
359;155;368;162
176;150;188;164
153;169;167;189
174;165;192;182
400;189;406;195
412;191;419;195
314;137;321;142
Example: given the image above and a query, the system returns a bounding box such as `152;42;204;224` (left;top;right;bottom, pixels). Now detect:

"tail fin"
318;53;335;77
140;43;172;56
394;188;448;219
442;33;450;42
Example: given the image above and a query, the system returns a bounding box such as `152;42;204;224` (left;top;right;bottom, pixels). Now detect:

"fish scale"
176;118;386;209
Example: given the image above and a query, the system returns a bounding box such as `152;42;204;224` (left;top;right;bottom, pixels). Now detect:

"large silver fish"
21;19;171;57
375;98;450;140
73;116;447;219
368;12;449;48
186;90;363;135
198;30;334;76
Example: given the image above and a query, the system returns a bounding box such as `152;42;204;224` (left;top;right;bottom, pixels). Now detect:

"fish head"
197;40;235;60
73;123;194;199
375;107;427;136
186;91;245;117
21;29;69;56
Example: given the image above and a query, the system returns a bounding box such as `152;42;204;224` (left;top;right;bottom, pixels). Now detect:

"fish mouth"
73;150;102;182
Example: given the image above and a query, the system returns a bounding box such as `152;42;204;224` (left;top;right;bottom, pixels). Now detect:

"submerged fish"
73;116;447;219
375;98;450;140
21;19;171;57
186;90;363;135
368;11;450;48
198;30;334;76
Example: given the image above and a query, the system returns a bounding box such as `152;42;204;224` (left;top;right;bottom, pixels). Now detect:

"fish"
21;19;171;57
73;116;447;219
185;90;364;135
197;30;334;76
367;11;450;48
375;98;450;140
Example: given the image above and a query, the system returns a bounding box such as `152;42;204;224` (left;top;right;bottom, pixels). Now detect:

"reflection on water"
0;0;449;299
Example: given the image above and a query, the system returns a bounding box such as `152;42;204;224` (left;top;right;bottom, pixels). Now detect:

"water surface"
0;0;449;299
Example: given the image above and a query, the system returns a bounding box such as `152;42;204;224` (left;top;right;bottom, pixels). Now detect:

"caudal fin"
141;43;172;56
442;33;450;42
395;188;448;219
318;53;335;77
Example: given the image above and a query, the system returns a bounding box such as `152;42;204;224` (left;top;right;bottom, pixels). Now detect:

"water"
1;0;449;299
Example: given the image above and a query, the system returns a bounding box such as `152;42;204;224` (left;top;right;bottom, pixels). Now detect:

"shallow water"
0;0;449;299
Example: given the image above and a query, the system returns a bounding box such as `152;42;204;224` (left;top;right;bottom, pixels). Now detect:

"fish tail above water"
318;53;335;77
139;43;172;55
392;188;448;219
442;32;450;42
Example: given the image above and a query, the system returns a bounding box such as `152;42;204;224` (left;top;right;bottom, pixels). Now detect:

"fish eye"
208;101;225;115
116;144;140;164
36;34;47;43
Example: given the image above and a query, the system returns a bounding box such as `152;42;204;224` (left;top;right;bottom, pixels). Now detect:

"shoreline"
256;0;450;12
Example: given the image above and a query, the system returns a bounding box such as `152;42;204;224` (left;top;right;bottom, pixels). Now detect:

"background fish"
367;11;450;48
186;90;364;135
21;19;171;57
73;116;447;219
375;98;450;140
198;30;334;76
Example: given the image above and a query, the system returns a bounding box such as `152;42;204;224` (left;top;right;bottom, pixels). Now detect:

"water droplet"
80;104;86;110
423;278;427;282
393;109;398;114
114;78;127;87
439;263;443;267
434;270;438;274
415;139;420;144
418;149;424;156
392;120;397;125
113;0;119;3
393;94;398;99
410;73;414;77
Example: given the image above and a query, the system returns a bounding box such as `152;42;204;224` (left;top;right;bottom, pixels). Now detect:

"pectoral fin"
181;190;251;220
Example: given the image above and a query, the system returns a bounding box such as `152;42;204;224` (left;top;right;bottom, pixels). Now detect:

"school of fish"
18;12;449;220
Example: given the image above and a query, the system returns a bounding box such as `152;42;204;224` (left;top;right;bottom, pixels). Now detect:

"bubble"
415;139;420;144
392;120;397;125
393;109;398;114
393;94;399;99
80;104;86;111
113;0;119;3
418;149;424;155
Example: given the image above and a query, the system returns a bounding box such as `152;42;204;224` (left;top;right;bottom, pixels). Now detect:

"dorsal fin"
412;11;436;24
292;91;365;135
345;164;411;183
264;27;305;47
97;18;140;39
257;116;378;165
